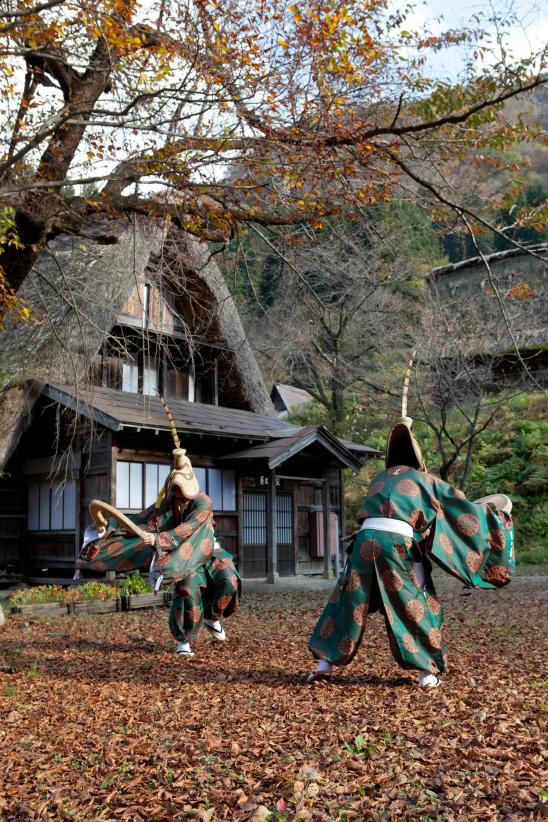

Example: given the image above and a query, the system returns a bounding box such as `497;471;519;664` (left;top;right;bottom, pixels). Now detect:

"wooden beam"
336;467;346;579
266;468;279;583
322;468;334;579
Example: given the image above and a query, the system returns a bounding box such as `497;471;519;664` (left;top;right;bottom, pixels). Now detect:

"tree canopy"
0;0;545;320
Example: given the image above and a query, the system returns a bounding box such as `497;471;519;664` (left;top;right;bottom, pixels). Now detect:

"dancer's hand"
142;532;156;547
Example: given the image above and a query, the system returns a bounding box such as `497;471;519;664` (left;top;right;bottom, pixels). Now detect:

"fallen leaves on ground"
0;570;546;821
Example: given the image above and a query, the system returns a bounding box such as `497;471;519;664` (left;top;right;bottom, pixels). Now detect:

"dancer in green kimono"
169;533;241;656
76;400;240;656
308;416;514;688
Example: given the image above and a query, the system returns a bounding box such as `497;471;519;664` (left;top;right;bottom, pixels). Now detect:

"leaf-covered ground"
0;570;546;821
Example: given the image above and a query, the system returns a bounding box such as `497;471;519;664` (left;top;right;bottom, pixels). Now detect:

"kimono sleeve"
75;513;154;576
153;493;215;585
427;479;515;589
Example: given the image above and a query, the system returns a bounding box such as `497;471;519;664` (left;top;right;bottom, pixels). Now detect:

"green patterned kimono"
76;492;215;586
309;465;514;674
169;542;241;642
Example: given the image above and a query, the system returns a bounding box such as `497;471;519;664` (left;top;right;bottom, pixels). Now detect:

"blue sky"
394;0;547;78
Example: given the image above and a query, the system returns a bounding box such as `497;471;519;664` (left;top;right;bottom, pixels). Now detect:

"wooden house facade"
0;219;380;585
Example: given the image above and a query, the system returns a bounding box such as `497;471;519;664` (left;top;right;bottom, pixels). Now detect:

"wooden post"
322;469;334;579
266;468;279;584
336;467;346;578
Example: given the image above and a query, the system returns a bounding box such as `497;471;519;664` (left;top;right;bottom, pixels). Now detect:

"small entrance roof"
220;425;365;472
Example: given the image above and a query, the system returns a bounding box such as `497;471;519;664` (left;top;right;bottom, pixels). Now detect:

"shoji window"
27;481;76;531
242;493;267;545
276;495;293;544
194;468;236;511
116;462;171;510
122;358;139;393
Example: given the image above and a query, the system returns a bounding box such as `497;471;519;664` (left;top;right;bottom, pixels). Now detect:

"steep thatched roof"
0;217;274;469
425;243;547;353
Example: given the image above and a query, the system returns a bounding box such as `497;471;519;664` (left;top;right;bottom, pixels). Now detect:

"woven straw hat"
160;398;200;501
385;418;426;472
169;448;200;499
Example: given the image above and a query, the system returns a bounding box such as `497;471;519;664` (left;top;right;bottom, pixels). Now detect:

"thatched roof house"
0;219;379;584
426;243;547;357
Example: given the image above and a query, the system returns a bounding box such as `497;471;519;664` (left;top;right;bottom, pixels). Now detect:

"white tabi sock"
204;619;222;631
315;660;333;675
176;641;194;656
418;670;439;687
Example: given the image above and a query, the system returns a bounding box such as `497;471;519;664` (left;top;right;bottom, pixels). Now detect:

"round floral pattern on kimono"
428;627;442;649
360;538;381;561
179;585;192;598
409;509;427;530
451;487;466;499
427;595;441;616
387;466;409;476
465;551;483;573
438;534;454;554
405;598;425;623
115;559;134;572
200;537;213;557
157;551;171;568
216;594;233;612
428;659;440;674
380;500;397;518
319;617;335;638
174;523;193;538
212;556;231;572
188;605;202;623
486;564;510;586
352;603;367;625
85;544;101;561
196;509;210;523
385;606;395;625
346;570;362;593
329;586;340;604
106;540;125;558
430;497;445;519
179;541;195;561
338;636;354;656
402;633;418;654
409;568;420;588
395;543;408;561
367;480;384;496
381;569;403;592
397;479;420;497
457;513;480;536
158;532;174;549
228;573;239;590
488;528;505;552
89;560;107;572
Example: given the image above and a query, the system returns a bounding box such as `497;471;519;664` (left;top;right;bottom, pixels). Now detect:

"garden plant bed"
10;602;69;618
72;599;122;615
124;592;167;610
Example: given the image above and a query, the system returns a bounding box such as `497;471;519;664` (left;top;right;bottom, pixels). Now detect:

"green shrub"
9;581;121;606
72;582;121;601
120;572;154;595
9;585;68;606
